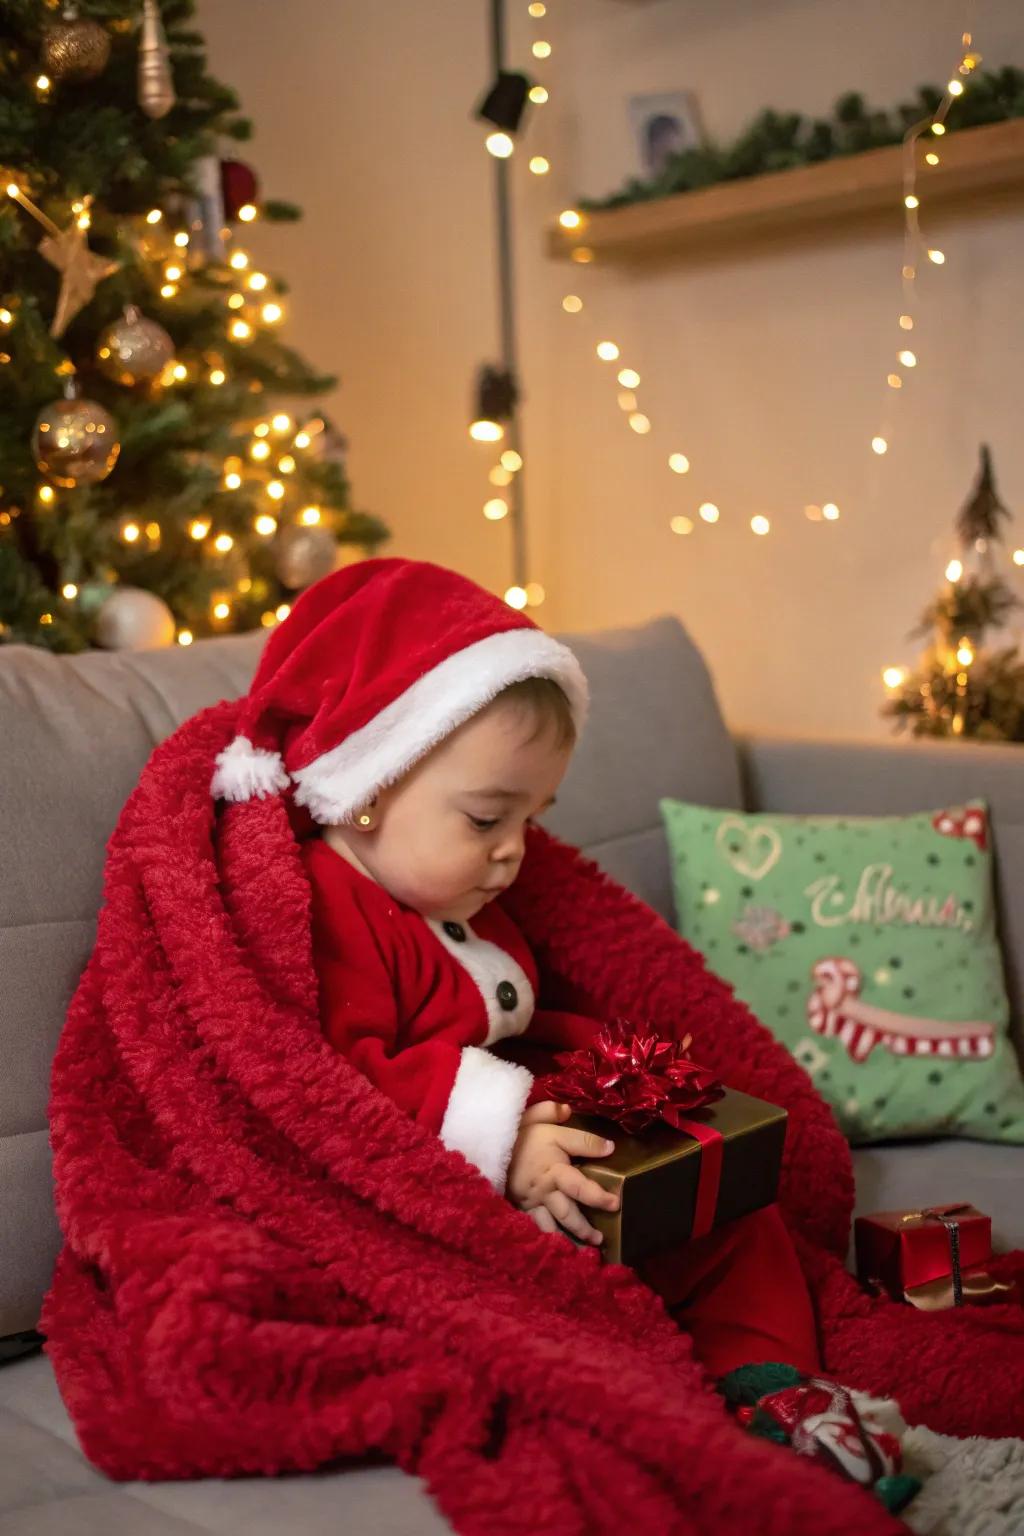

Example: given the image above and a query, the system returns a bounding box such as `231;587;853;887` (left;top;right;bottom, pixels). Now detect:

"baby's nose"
492;829;525;865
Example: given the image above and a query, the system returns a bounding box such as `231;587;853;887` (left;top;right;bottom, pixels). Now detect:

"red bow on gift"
537;1019;725;1135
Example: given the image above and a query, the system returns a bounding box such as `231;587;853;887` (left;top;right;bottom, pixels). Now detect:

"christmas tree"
0;0;387;653
882;446;1024;742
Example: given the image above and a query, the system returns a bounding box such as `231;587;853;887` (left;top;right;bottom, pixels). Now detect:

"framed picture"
628;91;704;179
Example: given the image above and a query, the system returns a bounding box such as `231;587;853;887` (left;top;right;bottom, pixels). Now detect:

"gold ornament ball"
42;15;112;80
96;307;175;386
95;588;176;651
274;525;342;589
33;395;120;488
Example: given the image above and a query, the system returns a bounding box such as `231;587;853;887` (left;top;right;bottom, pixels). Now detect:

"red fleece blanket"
42;700;1024;1535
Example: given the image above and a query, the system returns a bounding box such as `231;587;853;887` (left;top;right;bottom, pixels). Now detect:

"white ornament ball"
95;587;176;651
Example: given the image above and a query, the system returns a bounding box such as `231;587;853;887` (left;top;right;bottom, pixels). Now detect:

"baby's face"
348;698;572;922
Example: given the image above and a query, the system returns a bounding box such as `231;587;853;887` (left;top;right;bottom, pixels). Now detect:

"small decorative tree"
882;446;1024;742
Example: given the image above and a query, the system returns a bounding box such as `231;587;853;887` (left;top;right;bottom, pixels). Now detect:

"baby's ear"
354;789;388;827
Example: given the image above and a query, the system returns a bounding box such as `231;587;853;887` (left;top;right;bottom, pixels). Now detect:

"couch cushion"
0;1134;62;1351
0;634;265;932
543;616;742;923
0;1353;451;1534
0;634;265;1337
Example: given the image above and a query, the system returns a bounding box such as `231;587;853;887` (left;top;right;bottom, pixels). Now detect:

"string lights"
121;171;332;636
468;2;546;608
525;7;711;545
468;5;1018;667
876;28;1021;693
530;6;1012;594
540;28;822;540
871;30;981;457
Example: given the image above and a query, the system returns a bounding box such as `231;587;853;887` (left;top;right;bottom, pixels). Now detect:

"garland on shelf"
583;68;1024;212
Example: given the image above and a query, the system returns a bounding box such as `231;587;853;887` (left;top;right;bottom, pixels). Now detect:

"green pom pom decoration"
717;1361;804;1410
874;1474;923;1516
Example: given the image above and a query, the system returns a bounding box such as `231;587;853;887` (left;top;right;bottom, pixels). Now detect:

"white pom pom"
210;735;290;802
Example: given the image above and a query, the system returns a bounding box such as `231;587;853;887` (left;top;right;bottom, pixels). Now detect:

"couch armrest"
735;731;1024;1044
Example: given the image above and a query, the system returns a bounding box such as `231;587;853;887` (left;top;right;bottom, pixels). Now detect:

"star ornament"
38;221;119;339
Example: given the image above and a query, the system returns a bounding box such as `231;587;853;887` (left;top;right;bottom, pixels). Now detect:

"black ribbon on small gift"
939;1212;964;1306
900;1204;972;1306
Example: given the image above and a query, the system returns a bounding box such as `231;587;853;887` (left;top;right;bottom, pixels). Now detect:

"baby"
213;556;914;1507
312;670;621;1245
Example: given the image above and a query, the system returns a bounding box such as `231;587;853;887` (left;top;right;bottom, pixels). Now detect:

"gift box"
854;1205;1020;1309
569;1087;788;1266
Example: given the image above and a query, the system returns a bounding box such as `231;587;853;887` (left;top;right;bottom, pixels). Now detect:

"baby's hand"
506;1100;619;1246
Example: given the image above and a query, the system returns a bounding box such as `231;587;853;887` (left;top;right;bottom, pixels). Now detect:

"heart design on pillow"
715;817;783;881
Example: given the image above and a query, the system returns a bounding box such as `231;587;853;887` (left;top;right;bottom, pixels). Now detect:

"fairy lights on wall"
469;1;1020;678
472;0;727;565
870;30;981;460
520;8;1017;585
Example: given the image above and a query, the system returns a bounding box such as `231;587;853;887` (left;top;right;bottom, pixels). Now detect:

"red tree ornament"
220;159;259;221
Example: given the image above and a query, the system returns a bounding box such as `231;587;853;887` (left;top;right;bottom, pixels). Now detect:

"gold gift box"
571;1088;787;1266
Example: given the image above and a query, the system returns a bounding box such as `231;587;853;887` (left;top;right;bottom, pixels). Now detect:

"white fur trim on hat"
439;1045;533;1194
211;735;291;802
291;628;589;826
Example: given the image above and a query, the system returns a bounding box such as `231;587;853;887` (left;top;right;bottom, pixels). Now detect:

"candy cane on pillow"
807;957;996;1063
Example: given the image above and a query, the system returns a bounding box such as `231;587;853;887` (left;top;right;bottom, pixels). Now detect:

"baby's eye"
468;815;499;831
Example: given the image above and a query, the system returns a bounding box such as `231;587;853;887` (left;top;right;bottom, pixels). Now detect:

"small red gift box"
854;1205;1018;1309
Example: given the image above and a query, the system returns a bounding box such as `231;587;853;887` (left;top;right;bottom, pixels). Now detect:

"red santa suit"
302;834;599;1193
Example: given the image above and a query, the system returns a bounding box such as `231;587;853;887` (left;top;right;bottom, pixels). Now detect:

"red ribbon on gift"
673;1115;724;1238
537;1019;727;1237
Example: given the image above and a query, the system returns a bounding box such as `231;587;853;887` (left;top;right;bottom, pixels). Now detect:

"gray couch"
2;615;1022;1534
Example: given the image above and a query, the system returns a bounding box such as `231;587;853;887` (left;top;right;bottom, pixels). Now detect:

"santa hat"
211;557;589;824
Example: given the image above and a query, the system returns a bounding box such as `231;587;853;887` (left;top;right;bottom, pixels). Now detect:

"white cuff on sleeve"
439;1045;533;1195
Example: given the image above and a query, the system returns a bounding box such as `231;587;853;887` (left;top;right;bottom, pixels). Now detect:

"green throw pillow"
660;796;1024;1144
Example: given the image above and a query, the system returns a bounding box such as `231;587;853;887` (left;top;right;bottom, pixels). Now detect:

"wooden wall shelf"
548;119;1024;264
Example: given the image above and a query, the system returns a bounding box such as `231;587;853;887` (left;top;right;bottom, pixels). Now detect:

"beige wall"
197;0;1024;739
